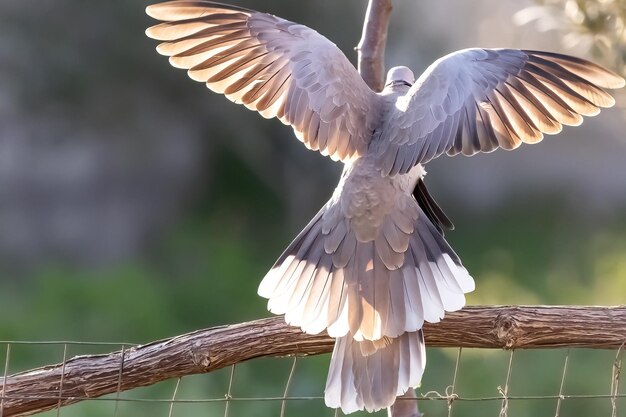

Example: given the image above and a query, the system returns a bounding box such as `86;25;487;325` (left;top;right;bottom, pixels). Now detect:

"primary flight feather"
145;1;624;413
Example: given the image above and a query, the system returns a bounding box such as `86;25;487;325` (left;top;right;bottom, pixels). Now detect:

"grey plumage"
374;48;624;176
145;1;624;413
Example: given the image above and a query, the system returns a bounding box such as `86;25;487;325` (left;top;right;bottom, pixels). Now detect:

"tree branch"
1;306;625;416
388;389;422;417
357;0;393;91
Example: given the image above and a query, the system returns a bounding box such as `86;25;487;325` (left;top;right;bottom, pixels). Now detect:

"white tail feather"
258;192;473;413
325;331;426;413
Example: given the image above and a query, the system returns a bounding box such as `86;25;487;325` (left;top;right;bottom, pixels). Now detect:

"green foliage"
516;0;626;77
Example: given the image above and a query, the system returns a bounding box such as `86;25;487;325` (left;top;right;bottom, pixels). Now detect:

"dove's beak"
385;80;413;88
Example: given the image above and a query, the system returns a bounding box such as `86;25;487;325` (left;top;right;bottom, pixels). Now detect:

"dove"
145;1;625;413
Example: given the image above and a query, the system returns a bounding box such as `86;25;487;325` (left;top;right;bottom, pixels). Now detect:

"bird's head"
384;66;415;88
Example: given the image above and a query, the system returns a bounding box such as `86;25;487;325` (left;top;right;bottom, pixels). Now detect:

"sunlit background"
1;0;624;416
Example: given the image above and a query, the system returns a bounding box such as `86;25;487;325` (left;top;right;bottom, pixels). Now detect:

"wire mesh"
1;340;625;417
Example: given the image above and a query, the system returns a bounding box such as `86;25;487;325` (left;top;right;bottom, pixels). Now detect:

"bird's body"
145;1;624;413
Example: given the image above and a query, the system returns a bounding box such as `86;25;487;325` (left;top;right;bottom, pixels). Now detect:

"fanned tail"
258;196;474;340
258;182;473;413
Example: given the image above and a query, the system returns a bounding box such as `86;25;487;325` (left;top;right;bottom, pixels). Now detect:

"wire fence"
1;339;624;417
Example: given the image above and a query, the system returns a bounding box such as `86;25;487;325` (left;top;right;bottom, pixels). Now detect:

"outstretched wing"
146;1;381;162
374;48;625;176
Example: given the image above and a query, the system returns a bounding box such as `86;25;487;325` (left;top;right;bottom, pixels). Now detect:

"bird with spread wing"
145;1;624;413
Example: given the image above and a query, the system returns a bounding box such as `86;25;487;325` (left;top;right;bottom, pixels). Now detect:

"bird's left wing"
374;48;625;176
146;1;381;162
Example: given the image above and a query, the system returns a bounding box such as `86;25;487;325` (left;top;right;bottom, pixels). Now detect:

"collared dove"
145;1;625;413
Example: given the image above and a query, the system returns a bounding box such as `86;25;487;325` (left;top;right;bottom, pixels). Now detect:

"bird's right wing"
374;48;625;176
146;1;381;162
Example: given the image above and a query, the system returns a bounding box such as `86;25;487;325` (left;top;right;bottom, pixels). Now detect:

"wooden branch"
357;0;393;91
388;389;422;417
1;306;625;416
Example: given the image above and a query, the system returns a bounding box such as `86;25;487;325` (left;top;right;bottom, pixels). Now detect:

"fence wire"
0;340;624;417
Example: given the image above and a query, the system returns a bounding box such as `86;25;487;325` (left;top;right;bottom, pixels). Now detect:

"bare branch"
357;0;393;91
388;390;422;417
1;306;625;416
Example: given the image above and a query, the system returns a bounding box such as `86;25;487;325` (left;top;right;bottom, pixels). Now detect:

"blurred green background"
0;0;624;416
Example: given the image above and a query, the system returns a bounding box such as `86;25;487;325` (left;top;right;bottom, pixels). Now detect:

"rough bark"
357;0;393;92
1;306;625;417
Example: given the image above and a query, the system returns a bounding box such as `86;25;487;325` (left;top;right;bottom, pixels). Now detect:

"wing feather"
374;48;624;175
146;0;381;162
